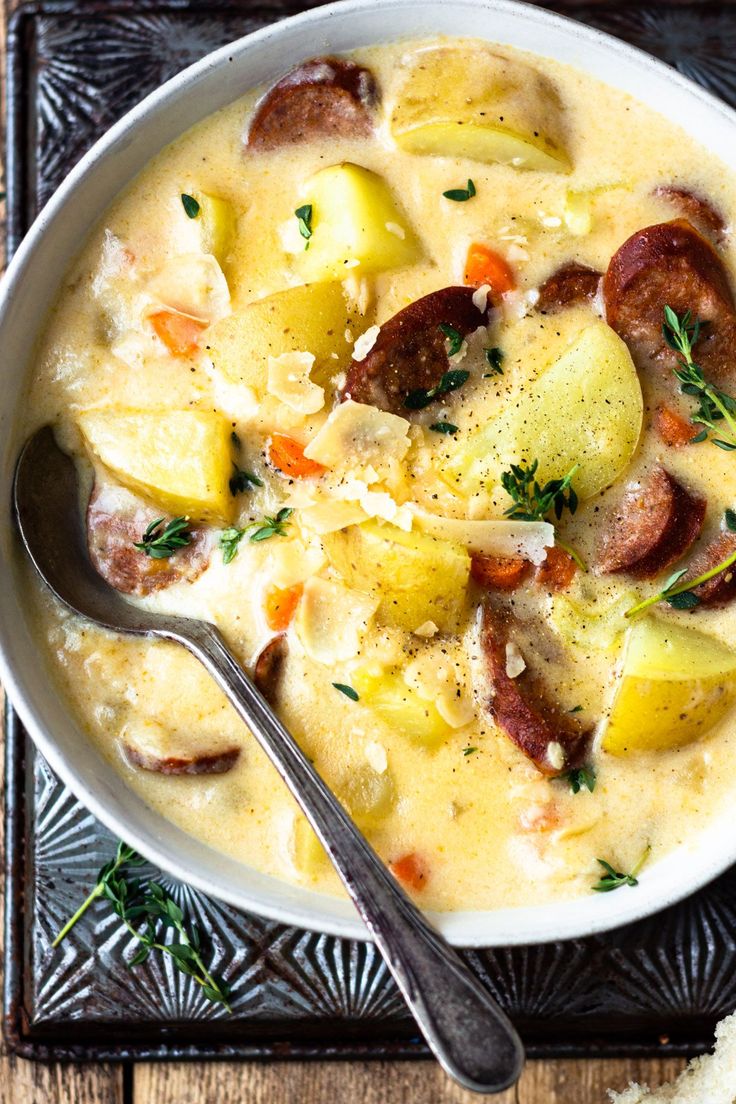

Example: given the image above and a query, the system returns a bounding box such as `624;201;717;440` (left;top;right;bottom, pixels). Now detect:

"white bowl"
2;0;736;946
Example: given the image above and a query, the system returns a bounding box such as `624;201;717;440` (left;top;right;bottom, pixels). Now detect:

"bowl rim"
3;0;736;947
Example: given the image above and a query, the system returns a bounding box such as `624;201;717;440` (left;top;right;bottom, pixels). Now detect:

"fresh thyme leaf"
484;347;504;376
690;429;708;443
249;507;293;543
591;847;650;893
462;746;478;756
625;542;736;618
52;841;143;947
229;464;263;496
568;705;583;714
726;508;736;532
404;369;470;410
220;527;246;564
429;421;459;435
666;590;700;610
295;203;313;249
442;179;476;202
134;516;191;559
501;459;586;570
438;323;464;356
565;765;596;794
332;682;359;701
181;193;200;218
663;306;736;450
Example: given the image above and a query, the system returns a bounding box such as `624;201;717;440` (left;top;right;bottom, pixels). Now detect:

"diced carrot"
518;803;560;833
654;405;697;448
536;545;577;591
389;852;427;892
267;433;326;478
464;243;516;293
149;310;207;356
264;583;303;632
470;553;531;591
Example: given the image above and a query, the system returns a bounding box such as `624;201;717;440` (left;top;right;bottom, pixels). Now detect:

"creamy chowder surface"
20;37;736;911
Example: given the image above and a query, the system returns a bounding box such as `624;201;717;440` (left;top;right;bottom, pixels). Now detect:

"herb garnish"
438;322;464;357
229;464;263;496
134;516;191;559
501;459;586;569
565;765;596;794
405;369;470;410
220;507;293;563
181;193;200;219
443;179;476;202
53;841;231;1010
625;511;736;618
429;421;459;435
295;204;313;249
462;746;478;756
484;347;504;376
664;305;736;450
333;682;359;701
591;847;650;893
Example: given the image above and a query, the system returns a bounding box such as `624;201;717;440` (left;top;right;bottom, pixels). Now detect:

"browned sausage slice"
603;219;736;389
246;58;377;150
87;482;211;597
537;262;601;313
653;185;727;245
598;466;705;579
124;724;240;776
341;286;492;415
479;606;591;776
253;634;288;705
681;529;736;608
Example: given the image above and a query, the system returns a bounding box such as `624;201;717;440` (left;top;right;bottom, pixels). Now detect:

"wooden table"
0;0;692;1097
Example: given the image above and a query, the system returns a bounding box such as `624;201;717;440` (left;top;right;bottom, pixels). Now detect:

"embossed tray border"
4;0;736;1063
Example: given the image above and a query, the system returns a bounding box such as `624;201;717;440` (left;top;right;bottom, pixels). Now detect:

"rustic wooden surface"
0;0;692;1099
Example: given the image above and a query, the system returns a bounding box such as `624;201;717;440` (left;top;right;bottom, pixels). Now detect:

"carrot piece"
149;310;207;356
464;243;516;293
654;405;697;448
536;545;577;591
264;583;303;632
470;553;531;591
389;852;427;892
267;433;326;478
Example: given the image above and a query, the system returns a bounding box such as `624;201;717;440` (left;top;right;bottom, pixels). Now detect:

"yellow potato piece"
79;408;233;522
292;814;329;878
390;44;570;172
206;281;357;391
603;618;736;755
445;321;643;501
198;193;236;265
353;669;450;748
293;163;421;282
339;764;396;827
323;520;470;633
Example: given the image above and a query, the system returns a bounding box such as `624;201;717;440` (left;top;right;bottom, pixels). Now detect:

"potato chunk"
198;193;236;264
352;669;450;747
206;281;357;391
79;409;234;522
292;163;421;281
390;45;570;172
323;520;470;632
445;321;643;501
603;618;736;754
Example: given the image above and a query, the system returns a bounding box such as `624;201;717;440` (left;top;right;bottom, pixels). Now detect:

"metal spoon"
13;425;524;1094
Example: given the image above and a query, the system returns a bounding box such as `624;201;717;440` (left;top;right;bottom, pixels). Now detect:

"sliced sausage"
246;58;377;150
536;262;601;313
603;219;736;389
123;723;240;776
341;286;491;415
253;634;288;705
598;466;705;579
479;605;591;776
87;481;210;597
653;185;727;245
681;529;736;608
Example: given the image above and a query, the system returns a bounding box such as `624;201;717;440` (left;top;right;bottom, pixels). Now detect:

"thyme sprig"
220;507;293;563
134;516;191;559
501;459;586;570
294;204;313;249
404;369;470;410
53;842;231;1010
664;305;736;450
591;847;651;893
565;765;596;794
229;464;263;496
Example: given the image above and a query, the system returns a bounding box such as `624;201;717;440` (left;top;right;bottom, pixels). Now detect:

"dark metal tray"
6;0;736;1064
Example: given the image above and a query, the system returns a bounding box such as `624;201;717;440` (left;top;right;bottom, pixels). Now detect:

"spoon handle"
173;620;523;1095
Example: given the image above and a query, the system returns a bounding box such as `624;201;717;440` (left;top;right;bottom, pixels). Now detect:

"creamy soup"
20;37;736;911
